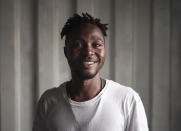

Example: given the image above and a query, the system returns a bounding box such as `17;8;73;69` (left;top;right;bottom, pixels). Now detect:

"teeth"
84;61;94;64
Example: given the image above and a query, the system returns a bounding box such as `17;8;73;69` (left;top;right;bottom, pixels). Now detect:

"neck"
68;73;102;102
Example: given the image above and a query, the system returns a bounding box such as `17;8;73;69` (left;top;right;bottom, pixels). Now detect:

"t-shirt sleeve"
124;89;149;131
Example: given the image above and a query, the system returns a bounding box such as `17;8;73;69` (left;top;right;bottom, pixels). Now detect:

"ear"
64;46;67;58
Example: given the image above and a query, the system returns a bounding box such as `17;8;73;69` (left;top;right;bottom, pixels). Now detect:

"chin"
76;70;99;80
81;73;97;80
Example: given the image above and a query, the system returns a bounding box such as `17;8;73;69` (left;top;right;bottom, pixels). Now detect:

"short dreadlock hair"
61;13;108;42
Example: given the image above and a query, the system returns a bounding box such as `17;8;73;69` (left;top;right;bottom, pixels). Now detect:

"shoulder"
40;82;66;101
105;79;143;109
105;79;137;100
37;82;67;113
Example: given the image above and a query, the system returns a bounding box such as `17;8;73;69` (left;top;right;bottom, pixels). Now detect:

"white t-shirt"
33;79;149;131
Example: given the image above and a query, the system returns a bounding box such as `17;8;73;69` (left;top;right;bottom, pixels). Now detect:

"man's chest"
46;99;126;131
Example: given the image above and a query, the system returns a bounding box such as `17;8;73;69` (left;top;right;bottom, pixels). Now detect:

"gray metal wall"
0;0;181;131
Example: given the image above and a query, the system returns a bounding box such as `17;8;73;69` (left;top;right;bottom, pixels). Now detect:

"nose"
83;43;94;56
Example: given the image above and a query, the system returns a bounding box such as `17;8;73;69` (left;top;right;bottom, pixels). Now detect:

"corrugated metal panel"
0;0;181;131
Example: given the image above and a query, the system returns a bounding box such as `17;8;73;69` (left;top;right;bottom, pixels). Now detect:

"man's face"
64;23;106;79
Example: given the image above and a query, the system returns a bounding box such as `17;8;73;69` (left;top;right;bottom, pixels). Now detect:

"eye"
71;41;82;48
92;42;102;48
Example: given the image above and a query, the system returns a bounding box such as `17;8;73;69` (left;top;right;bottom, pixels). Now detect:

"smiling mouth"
83;61;95;64
82;61;98;68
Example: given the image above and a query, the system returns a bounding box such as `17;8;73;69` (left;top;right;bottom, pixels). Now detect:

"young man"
33;13;149;131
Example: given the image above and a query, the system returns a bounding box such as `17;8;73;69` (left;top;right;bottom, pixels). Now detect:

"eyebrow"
90;36;104;42
70;35;104;43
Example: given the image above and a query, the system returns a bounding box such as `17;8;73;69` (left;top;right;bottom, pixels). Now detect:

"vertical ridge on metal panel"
114;0;133;86
0;0;16;130
20;0;36;130
131;0;152;126
152;0;171;131
38;0;54;97
14;0;21;130
171;0;181;131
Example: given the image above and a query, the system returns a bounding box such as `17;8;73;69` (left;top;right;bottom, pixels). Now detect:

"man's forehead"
68;35;104;43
